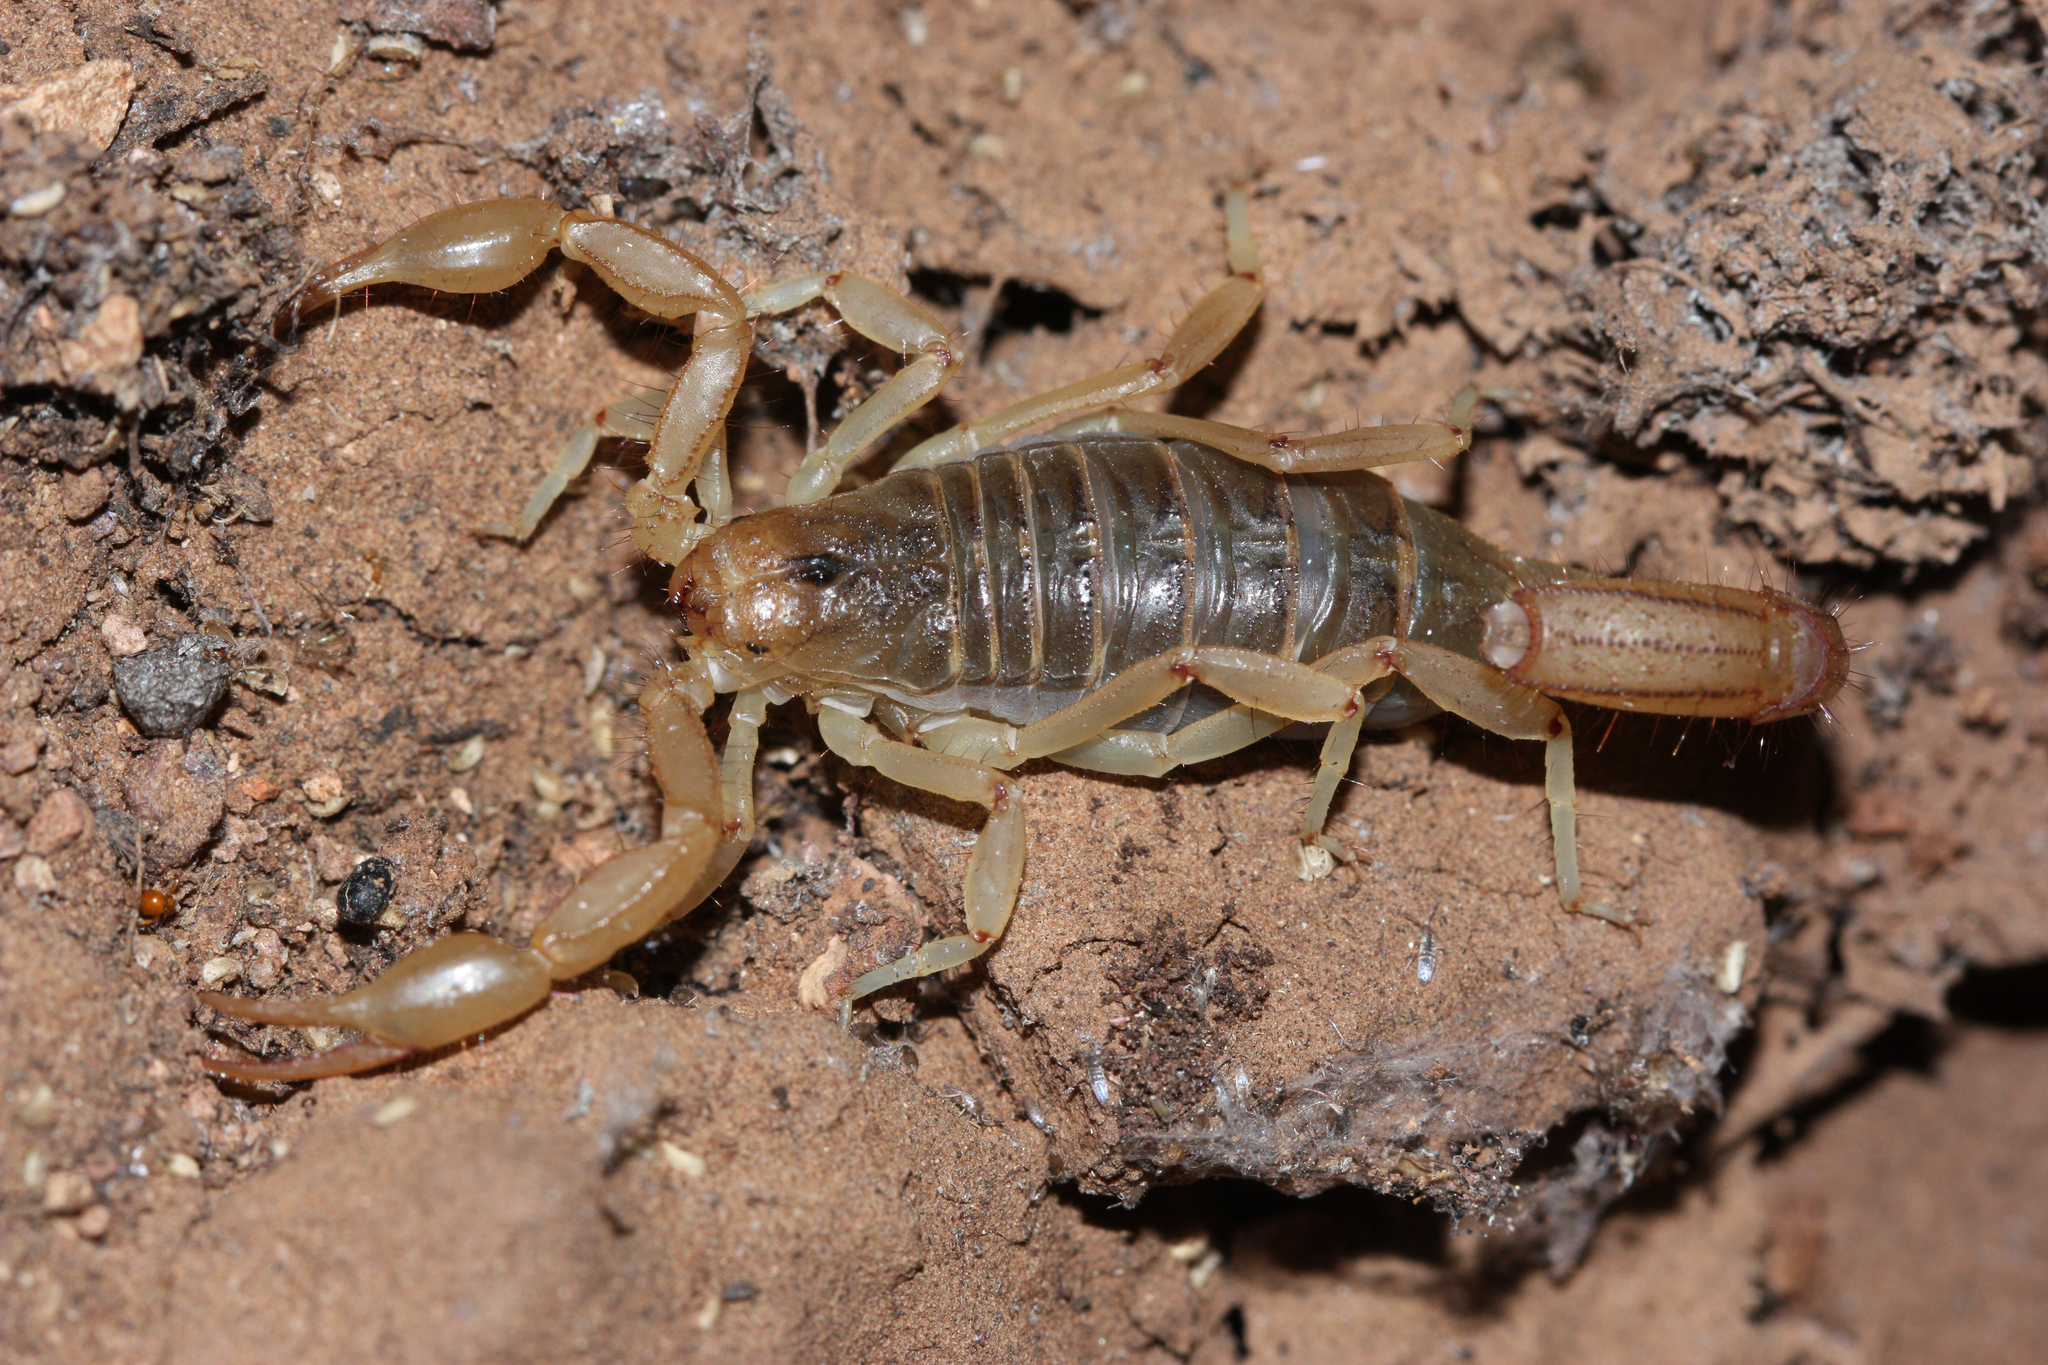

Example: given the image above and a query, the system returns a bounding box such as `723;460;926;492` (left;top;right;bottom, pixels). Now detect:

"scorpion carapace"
199;192;1851;1082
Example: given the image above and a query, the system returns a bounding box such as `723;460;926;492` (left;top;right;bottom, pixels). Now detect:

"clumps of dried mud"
4;1;2048;1363
1538;0;2047;568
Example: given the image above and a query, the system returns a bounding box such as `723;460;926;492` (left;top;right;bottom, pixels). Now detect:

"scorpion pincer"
199;192;1850;1081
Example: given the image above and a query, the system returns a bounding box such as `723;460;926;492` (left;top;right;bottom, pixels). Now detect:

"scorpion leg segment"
816;707;1027;1000
744;274;962;504
1331;636;1625;926
1053;409;1472;475
892;190;1265;471
552;217;752;564
478;390;666;541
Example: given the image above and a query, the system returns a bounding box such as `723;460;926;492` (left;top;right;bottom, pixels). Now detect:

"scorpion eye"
787;552;854;587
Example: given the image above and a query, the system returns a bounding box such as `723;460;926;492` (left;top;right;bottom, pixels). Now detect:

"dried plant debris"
503;42;862;381
338;0;498;53
1536;1;2048;568
0;115;290;475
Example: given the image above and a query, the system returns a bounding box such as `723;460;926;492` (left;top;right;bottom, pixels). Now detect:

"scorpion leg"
814;708;1026;999
743;274;961;504
198;671;753;1080
841;646;1407;1001
891;190;1265;470
1296;638;1623;924
1051;408;1472;475
278;198;753;564
921;704;1294;775
478;389;666;541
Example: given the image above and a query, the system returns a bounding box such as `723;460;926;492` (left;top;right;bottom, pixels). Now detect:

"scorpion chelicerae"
198;191;1849;1081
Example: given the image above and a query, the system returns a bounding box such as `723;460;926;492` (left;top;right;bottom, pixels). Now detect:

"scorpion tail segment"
273;198;573;338
197;933;556;1077
1482;578;1852;723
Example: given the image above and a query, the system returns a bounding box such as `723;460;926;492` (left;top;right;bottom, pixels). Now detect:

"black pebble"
338;857;398;925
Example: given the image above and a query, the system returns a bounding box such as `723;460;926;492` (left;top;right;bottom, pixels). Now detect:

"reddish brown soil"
4;1;2047;1362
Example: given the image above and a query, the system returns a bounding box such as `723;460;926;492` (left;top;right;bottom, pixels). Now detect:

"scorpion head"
671;494;951;689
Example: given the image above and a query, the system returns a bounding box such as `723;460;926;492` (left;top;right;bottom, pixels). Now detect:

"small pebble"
369;1095;417;1127
301;769;350;818
17;1083;56;1128
165;1152;201;1179
337;857;397;925
0;735;40;774
111;633;233;737
100;615;147;658
58;466;111;522
199;956;241;986
72;1204;112;1240
41;1171;93;1216
243;928;286;988
13;855;56;895
657;1141;708;1178
24;789;89;855
447;734;485;773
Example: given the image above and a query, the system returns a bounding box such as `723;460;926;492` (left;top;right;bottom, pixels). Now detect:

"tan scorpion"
198;192;1850;1081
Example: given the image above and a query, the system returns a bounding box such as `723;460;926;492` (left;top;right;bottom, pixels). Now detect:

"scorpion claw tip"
198;1039;415;1083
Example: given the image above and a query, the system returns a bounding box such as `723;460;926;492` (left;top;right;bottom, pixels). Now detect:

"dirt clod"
110;632;234;738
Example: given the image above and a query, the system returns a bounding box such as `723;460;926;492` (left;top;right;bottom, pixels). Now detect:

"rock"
100;616;148;658
23;788;89;855
339;0;496;51
58;465;111;521
0;60;136;151
13;854;55;894
112;633;233;737
121;739;227;872
41;1170;94;1215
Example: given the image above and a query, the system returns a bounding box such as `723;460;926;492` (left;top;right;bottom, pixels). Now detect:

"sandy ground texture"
3;0;2047;1361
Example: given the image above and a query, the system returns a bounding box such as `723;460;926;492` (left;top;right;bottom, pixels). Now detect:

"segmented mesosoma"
198;191;1850;1081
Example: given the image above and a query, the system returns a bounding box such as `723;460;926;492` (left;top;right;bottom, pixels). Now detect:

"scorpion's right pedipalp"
277;198;752;563
199;673;756;1080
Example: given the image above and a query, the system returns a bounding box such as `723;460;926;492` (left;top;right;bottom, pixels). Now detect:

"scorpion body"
687;430;1568;734
198;192;1849;1082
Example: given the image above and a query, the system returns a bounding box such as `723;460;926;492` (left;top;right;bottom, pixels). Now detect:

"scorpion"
198;191;1850;1081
